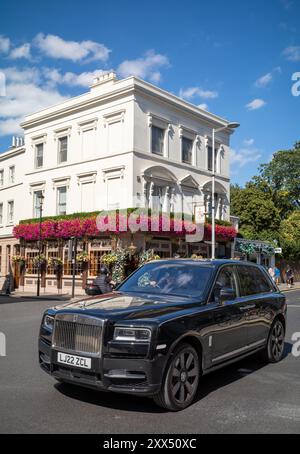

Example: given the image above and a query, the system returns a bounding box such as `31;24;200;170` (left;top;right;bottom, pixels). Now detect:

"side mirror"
219;287;235;304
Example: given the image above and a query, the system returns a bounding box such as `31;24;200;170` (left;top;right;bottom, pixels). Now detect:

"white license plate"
57;352;91;369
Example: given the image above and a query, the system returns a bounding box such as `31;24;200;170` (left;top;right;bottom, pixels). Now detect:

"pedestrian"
274;266;281;285
3;274;11;295
268;266;275;281
94;265;113;294
286;266;294;288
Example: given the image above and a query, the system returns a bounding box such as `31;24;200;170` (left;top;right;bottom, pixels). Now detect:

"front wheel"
153;343;200;411
262;318;285;363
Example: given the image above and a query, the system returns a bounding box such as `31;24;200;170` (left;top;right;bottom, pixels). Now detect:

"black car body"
39;259;287;411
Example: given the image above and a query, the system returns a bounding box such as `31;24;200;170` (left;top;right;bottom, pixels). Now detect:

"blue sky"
0;0;299;185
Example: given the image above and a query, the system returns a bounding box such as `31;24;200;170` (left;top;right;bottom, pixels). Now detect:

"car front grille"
52;313;103;356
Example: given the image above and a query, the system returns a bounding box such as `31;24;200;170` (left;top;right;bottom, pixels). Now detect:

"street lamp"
37;193;45;297
211;122;240;260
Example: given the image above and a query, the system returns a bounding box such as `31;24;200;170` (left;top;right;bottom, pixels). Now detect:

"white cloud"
0;35;10;54
197;103;208;110
43;67;107;87
246;98;266;111
0;81;68;137
9;43;31;60
2;66;41;84
282;46;300;62
255;72;272;88
0;117;23;135
34;33;110;62
243;138;254;146
179;86;218;100
230;147;262;168
117;50;169;83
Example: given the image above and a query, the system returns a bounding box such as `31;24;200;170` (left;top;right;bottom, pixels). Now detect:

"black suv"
39;260;286;411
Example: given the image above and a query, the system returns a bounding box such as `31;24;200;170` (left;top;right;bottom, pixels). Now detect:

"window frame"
58;136;68;164
56;186;67;215
208;265;240;304
181;136;194;165
35;143;44;169
33;189;43;218
7;200;14;224
151;125;165;156
9;165;15;184
236;264;275;297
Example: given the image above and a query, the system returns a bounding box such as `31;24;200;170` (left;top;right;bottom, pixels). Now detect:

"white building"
0;72;237;293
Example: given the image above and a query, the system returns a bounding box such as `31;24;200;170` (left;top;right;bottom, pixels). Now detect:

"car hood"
52;292;203;321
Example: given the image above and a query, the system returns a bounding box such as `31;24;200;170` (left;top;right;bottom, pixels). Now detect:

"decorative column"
163;186;170;213
143;180;148;208
149;182;155;211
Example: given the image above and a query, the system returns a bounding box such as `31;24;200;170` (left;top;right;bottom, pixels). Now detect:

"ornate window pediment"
179;174;199;190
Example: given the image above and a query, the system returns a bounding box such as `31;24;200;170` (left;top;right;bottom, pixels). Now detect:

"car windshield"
118;262;213;298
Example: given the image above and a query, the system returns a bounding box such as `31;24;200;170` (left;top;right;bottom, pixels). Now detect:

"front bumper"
39;338;165;396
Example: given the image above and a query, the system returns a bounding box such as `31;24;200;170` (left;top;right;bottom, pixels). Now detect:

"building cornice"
20;77;233;132
0;147;25;161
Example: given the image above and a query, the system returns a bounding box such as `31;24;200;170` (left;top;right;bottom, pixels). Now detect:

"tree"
279;211;300;259
230;184;281;242
256;142;300;218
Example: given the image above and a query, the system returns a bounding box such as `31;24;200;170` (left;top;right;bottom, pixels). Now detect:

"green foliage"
279;211;300;259
230;184;281;242
256;142;300;217
205;217;232;227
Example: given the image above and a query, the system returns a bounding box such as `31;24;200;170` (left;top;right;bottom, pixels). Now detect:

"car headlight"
113;326;151;342
43;314;54;331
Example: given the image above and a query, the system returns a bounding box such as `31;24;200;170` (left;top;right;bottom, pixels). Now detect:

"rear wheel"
262;318;285;363
154;343;200;411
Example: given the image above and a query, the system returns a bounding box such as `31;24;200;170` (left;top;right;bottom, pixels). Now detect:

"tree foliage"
279;211;300;259
256;141;300;217
230;184;281;242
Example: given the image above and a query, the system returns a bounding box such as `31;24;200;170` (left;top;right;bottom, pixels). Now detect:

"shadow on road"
54;342;293;413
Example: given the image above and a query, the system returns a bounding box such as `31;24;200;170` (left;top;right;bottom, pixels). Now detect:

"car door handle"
239;304;256;311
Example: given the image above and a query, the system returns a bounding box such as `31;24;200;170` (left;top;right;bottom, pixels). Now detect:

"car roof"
145;259;264;269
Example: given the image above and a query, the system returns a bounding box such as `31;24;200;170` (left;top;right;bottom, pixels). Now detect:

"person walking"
268;266;275;282
286;266;294;288
274;266;281;285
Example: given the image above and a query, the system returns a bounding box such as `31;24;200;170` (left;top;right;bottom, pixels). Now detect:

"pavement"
0;290;300;434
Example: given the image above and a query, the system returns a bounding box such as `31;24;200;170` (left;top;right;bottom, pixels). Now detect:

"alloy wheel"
270;320;284;361
171;349;199;405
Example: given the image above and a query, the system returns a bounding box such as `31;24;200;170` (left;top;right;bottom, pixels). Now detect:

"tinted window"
118;262;213;298
211;266;237;303
238;266;272;296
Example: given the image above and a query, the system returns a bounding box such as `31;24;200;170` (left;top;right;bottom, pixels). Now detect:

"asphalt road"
0;291;300;434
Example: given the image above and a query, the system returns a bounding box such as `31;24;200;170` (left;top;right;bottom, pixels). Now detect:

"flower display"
12;255;26;263
13;213;237;242
76;251;89;263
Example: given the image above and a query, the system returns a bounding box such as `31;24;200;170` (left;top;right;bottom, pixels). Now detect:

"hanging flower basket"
48;257;63;273
101;253;118;268
33;254;47;267
76;251;89;263
139;249;160;265
12;255;26;269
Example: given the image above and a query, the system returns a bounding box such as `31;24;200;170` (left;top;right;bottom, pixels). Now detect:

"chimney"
90;71;117;90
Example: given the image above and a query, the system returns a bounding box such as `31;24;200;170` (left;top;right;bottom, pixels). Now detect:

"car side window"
210;267;237;303
238;266;273;296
